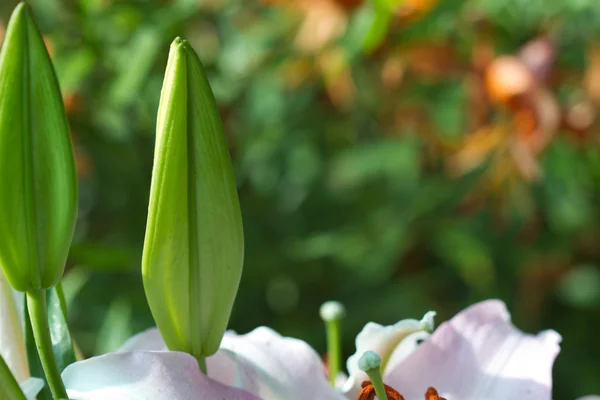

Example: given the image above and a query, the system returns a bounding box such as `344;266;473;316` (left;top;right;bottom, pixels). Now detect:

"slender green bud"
142;37;244;362
0;3;78;292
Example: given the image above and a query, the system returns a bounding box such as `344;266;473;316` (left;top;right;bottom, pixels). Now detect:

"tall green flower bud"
0;3;78;292
142;38;244;363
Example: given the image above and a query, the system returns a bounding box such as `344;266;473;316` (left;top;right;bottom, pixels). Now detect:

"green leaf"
24;283;76;400
362;1;394;53
0;2;77;292
142;37;244;359
0;355;27;400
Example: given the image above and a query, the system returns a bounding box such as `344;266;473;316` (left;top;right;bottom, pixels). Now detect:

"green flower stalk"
142;37;244;369
320;301;345;386
0;2;77;293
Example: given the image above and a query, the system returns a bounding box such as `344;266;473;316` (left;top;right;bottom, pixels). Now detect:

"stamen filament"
320;301;345;386
358;351;387;400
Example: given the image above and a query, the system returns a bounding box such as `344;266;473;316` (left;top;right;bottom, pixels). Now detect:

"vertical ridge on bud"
0;2;77;292
143;37;244;361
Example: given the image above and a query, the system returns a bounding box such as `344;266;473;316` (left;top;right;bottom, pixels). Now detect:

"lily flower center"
358;381;447;400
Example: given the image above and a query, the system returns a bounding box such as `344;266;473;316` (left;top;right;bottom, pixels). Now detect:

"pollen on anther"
358;381;405;400
425;387;447;400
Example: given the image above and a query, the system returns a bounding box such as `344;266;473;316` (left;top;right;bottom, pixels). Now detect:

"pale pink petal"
385;300;560;400
334;372;348;391
385;330;431;375
210;326;345;400
118;326;342;399
343;311;435;397
118;328;165;352
62;351;260;400
0;270;28;381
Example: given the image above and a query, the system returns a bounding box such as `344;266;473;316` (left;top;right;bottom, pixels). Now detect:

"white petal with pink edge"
118;326;345;400
385;300;561;400
61;350;260;400
342;311;436;398
211;326;345;400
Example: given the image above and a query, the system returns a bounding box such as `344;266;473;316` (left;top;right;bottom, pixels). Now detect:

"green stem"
197;356;207;375
325;320;341;386
26;290;68;400
365;368;388;400
0;354;26;400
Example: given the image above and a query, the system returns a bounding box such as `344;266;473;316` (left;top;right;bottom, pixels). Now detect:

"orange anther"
358;381;405;400
425;386;447;400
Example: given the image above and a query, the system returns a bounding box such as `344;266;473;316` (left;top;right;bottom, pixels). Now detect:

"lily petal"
118;328;164;352
20;377;44;400
385;300;561;400
119;326;344;400
212;327;345;400
343;311;436;397
62;351;260;400
0;269;28;381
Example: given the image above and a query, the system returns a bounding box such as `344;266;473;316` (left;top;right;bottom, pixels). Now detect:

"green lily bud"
0;3;78;292
142;38;244;362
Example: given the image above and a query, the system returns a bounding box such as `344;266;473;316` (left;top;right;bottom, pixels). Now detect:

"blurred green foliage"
1;0;599;398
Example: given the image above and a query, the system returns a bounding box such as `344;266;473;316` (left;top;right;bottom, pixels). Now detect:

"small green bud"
0;3;77;292
142;38;244;360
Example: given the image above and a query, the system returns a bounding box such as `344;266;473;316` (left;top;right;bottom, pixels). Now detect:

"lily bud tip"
170;36;184;49
10;3;31;28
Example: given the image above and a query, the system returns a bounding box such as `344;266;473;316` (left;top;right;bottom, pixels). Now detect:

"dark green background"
2;0;598;398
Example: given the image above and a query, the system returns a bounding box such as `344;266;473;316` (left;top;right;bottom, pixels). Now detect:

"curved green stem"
0;354;26;400
26;290;68;400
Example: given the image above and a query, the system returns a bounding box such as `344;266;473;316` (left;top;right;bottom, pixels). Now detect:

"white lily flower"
0;270;45;399
347;300;599;400
61;351;259;400
119;326;346;400
2;267;340;399
19;378;45;400
0;269;27;382
342;310;436;397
